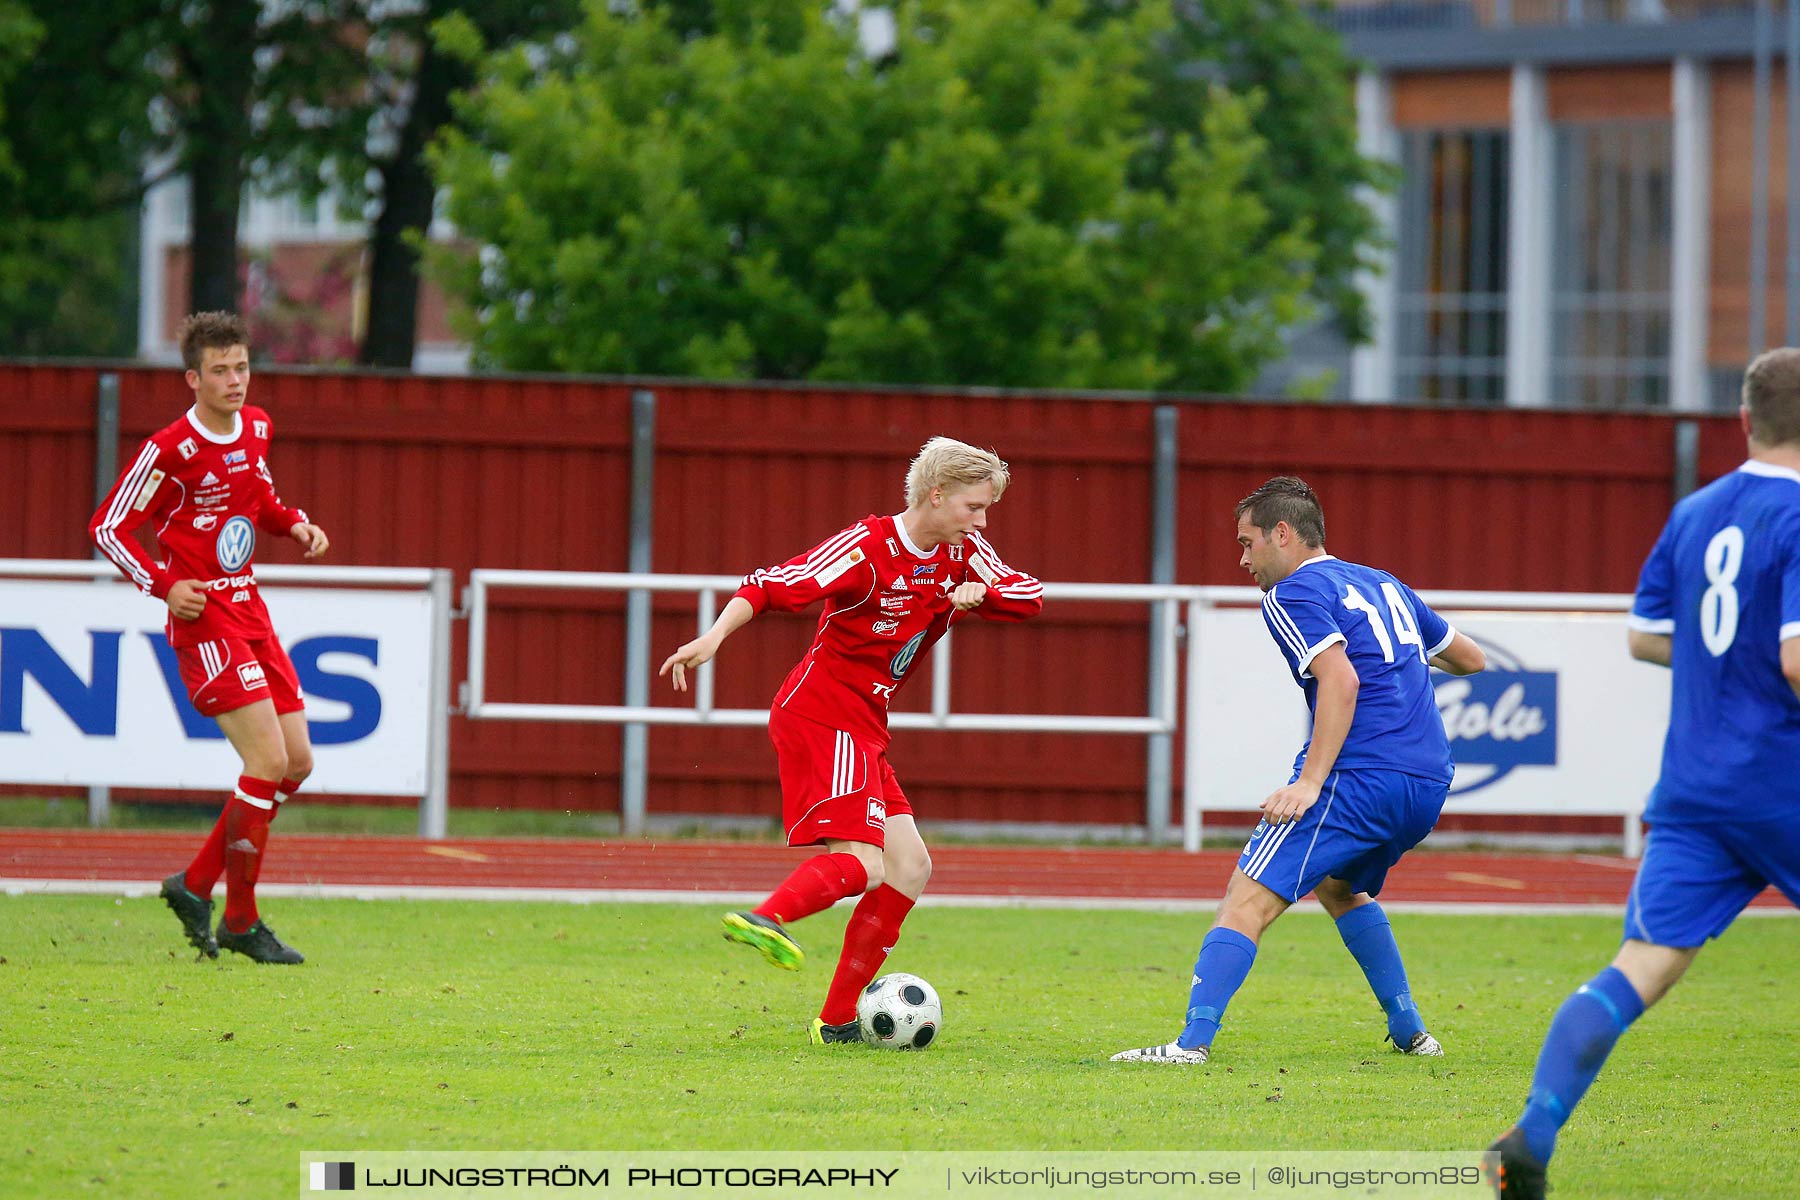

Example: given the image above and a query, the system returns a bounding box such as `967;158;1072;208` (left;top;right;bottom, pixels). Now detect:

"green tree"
350;1;582;367
1136;0;1392;340
430;0;1321;391
167;0;372;316
0;1;33;192
0;0;368;344
0;2;146;356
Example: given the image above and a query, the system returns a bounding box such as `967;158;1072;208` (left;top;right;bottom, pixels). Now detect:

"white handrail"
462;569;1188;735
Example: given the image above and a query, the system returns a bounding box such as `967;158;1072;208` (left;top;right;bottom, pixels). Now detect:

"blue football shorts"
1623;813;1800;948
1235;767;1448;903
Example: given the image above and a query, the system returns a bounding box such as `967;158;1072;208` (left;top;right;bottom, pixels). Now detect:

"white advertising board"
0;580;432;795
1189;607;1672;815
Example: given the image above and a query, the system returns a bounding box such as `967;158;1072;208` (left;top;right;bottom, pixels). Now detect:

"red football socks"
184;776;301;896
754;852;869;926
818;884;916;1025
222;775;279;933
183;808;230;898
274;776;302;820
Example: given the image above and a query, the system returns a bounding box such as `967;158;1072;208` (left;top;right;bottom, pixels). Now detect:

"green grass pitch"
2;896;1793;1196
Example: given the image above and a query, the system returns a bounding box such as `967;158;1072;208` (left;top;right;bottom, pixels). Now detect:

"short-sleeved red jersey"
89;404;309;648
734;514;1043;748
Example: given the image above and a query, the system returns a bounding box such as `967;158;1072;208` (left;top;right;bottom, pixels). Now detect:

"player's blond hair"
177;311;251;371
1743;348;1800;447
905;437;1011;508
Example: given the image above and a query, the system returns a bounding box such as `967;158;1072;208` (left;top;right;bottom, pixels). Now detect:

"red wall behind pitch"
0;365;1743;828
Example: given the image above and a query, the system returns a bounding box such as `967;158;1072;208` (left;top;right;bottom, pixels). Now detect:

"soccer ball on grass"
856;972;942;1049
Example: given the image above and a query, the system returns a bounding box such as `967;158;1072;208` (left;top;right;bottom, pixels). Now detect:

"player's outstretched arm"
659;596;757;692
1782;636;1800;703
1429;631;1486;676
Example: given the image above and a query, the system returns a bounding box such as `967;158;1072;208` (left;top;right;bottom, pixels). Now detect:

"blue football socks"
1516;966;1647;1164
1334;903;1426;1045
1177;927;1258;1050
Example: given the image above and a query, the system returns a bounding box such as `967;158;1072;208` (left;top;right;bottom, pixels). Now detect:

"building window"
1550;120;1673;408
1394;128;1511;404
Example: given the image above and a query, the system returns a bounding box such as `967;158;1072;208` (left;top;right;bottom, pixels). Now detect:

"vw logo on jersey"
1436;637;1558;796
890;631;927;680
215;515;256;573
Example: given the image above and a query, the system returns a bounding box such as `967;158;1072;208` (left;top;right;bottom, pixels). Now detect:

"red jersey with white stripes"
734;514;1044;748
89;405;309;648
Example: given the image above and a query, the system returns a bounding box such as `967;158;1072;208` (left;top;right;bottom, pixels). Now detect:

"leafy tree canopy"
431;0;1329;391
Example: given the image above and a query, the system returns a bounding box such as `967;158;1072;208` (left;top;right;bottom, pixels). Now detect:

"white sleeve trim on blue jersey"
1627;614;1676;634
1426;623;1456;658
1293;632;1348;680
1782;620;1800;642
1261;588;1309;662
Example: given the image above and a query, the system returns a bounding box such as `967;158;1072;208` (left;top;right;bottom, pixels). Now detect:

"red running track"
1;828;1789;909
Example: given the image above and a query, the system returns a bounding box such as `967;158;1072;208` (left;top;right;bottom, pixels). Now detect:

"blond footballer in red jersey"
89;312;329;965
660;437;1043;1043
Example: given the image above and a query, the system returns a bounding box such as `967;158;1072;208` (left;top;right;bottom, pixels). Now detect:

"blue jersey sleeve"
1261;581;1347;679
1631;522;1677;634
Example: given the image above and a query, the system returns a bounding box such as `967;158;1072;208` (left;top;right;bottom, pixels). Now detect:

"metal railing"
464;570;1181;735
464;570;1186;837
466;571;1646;852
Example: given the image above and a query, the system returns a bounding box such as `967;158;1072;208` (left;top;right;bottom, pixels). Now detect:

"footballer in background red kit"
89;311;330;966
660;436;1043;1044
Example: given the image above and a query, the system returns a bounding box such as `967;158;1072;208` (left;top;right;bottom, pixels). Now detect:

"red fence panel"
0;363;1743;828
0;365;104;560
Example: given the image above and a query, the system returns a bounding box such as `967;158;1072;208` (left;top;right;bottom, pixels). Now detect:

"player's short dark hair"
177;311;251;371
1743;348;1800;447
1235;476;1326;547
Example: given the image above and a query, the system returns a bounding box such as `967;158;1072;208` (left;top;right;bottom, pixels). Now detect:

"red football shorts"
768;707;910;848
176;634;305;718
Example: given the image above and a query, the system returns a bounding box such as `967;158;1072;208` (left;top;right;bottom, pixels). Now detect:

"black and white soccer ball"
856;972;942;1049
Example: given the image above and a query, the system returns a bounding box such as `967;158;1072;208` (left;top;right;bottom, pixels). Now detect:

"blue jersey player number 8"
1489;350;1800;1200
1699;525;1743;654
